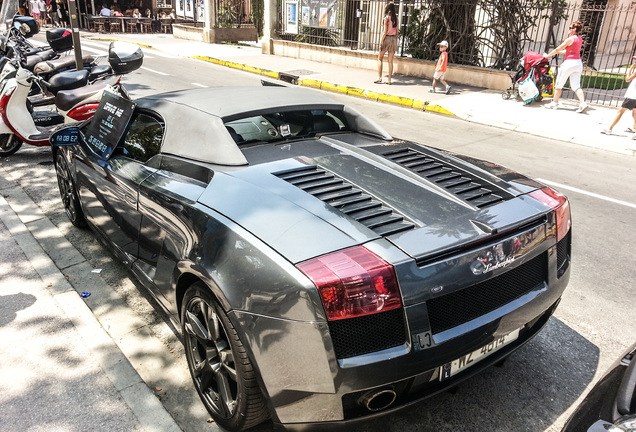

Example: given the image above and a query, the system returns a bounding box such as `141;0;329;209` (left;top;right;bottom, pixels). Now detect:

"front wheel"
55;152;87;227
0;134;22;157
182;283;269;432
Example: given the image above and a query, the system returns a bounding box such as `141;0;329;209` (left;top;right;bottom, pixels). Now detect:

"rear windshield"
224;109;349;145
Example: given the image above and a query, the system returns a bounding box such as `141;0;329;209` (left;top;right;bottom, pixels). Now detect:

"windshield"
224;109;349;145
0;0;20;33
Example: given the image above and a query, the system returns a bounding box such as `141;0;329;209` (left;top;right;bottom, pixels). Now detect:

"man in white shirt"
99;4;111;16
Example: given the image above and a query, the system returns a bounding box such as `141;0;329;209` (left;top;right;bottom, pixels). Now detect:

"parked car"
51;86;572;431
561;343;636;432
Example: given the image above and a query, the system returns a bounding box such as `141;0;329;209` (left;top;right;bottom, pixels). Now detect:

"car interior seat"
311;115;340;133
226;126;245;143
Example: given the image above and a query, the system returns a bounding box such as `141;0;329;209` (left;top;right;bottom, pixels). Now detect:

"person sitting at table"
112;6;123;16
124;8;133;16
99;4;111;16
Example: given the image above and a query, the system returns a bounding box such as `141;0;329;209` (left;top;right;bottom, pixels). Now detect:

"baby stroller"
502;51;555;104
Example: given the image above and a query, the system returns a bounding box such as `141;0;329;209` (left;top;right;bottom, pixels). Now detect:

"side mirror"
20;23;30;35
50;127;80;147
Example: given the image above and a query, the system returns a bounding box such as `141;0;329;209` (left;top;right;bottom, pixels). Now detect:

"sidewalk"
0;169;185;431
85;32;636;157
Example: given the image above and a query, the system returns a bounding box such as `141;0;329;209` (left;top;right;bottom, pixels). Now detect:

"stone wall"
264;39;512;91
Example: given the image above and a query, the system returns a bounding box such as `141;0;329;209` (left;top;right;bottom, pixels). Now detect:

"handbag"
518;69;539;103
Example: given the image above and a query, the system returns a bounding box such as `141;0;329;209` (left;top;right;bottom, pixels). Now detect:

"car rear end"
267;149;572;430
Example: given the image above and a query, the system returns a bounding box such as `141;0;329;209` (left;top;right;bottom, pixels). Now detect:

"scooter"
0;23;101;97
0;42;143;156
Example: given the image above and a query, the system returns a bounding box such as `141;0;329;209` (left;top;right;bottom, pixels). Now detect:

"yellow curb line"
84;36;153;49
192;56;280;80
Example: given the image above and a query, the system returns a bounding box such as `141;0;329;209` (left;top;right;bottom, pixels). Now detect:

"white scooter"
0;42;143;156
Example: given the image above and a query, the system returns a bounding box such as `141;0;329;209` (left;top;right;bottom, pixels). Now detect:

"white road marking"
192;82;207;88
77;46;108;56
537;178;636;209
144;50;179;59
140;66;169;76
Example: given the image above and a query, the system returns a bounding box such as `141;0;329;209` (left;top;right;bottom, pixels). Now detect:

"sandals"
374;79;383;84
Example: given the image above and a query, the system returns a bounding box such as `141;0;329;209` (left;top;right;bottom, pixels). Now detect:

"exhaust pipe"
359;389;397;412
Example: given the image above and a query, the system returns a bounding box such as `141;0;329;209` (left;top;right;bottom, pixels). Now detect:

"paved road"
1;35;635;432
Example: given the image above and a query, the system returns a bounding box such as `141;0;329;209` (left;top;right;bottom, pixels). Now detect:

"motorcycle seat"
46;69;90;94
55;82;109;112
33;55;97;76
87;65;112;82
24;49;57;71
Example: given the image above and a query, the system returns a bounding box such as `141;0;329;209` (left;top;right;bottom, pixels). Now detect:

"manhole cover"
283;69;318;76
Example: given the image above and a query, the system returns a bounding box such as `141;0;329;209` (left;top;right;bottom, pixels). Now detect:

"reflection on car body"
52;86;572;431
562;343;636;432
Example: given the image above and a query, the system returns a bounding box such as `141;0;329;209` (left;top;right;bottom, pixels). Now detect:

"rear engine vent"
556;230;571;273
427;252;548;334
382;148;512;208
328;308;406;359
275;165;416;237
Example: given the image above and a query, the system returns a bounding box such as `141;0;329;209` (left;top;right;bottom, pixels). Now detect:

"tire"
55;152;87;227
0;134;22;157
182;283;269;431
501;90;511;100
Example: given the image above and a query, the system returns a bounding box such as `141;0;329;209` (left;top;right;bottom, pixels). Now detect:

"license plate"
439;328;520;381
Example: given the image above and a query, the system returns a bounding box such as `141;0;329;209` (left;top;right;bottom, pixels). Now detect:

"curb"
191;54;454;115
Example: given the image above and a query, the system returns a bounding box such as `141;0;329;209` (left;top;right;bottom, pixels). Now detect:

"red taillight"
296;246;402;321
529;187;571;241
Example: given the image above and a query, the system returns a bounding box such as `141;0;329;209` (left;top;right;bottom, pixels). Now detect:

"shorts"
433;71;446;80
380;35;397;53
32;12;40;17
555;59;583;91
622;98;636;110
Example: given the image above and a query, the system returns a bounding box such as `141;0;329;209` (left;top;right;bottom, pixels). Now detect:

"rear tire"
55;152;87;227
0;134;22;157
182;283;269;432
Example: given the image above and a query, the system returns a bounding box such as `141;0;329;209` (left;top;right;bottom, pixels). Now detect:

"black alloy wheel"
0;134;22;157
55;152;86;227
182;283;268;431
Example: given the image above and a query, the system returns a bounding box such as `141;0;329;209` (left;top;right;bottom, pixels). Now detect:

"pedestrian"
48;0;59;26
375;2;397;85
30;0;42;25
38;0;47;26
57;0;69;27
543;20;588;113
19;0;29;16
601;59;636;137
429;40;451;94
99;4;111;16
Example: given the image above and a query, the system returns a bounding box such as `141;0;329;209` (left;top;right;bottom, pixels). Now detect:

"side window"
118;113;164;163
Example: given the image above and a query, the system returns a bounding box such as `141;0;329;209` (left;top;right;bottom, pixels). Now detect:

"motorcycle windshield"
0;0;21;33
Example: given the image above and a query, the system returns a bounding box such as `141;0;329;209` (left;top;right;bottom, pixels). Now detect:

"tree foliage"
404;0;568;69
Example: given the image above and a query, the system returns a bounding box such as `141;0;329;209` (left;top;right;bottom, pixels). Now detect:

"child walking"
430;40;451;94
601;59;636;137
